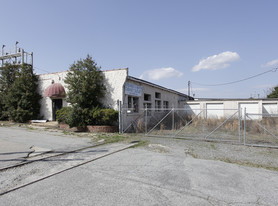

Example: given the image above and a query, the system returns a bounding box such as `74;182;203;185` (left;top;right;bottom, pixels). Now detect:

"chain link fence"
244;111;278;148
119;106;278;148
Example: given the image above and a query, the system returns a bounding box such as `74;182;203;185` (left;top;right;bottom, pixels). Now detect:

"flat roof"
188;98;278;101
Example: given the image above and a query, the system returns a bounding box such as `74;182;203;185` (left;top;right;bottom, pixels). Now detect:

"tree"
267;86;278;98
0;63;41;122
0;63;20;120
64;55;106;127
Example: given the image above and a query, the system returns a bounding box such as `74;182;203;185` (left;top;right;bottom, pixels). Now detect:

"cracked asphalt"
1;125;278;205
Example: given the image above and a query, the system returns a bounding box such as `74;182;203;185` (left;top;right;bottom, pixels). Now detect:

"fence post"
238;105;241;143
145;105;148;136
244;107;246;145
118;101;123;133
172;107;175;137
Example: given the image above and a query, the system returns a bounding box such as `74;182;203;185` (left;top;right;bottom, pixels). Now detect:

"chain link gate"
119;103;278;148
145;108;242;143
243;108;278;148
120;105;242;143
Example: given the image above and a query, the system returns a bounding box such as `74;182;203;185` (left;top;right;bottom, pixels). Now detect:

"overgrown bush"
92;108;118;126
56;107;73;124
56;107;118;127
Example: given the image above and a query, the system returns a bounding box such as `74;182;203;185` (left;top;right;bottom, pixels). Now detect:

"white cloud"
263;59;278;68
192;51;240;72
139;67;183;81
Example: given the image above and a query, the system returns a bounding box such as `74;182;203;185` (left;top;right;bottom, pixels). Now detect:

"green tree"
267;86;278;98
0;63;41;122
65;55;106;127
0;63;20;120
0;93;5;120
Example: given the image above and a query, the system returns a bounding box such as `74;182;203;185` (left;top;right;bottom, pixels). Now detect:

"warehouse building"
38;68;191;127
185;98;278;120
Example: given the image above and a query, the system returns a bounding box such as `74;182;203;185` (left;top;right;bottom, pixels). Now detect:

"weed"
219;158;278;172
210;143;216;150
130;140;149;148
27;126;35;130
185;148;199;158
95;133;129;144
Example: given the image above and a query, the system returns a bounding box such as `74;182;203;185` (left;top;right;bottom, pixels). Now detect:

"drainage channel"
0;141;139;196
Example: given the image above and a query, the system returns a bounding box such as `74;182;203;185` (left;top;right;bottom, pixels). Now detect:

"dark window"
163;101;169;109
143;103;152;115
155;92;161;99
155;100;161;112
144;93;151;101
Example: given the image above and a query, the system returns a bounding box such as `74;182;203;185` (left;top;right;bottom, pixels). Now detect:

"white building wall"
263;103;278;114
122;79;187;129
101;68;128;110
38;68;128;121
38;67;188;126
185;99;278;120
38;71;69;120
123;80;185;110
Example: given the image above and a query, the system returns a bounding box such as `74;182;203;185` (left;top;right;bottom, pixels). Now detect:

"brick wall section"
87;125;118;133
59;124;118;133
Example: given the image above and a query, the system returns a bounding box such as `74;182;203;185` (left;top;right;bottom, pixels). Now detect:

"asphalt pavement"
1;125;278;205
1;147;278;205
0;126;93;169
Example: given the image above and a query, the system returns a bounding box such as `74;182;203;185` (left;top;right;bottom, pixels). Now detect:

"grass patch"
210;143;216;150
219;158;278;172
27;126;36;130
95;133;131;144
130;140;149;148
185;148;199;158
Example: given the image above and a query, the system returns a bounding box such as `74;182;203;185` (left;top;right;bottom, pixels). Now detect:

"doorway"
52;99;63;121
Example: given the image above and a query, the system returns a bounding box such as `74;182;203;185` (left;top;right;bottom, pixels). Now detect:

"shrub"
56;106;118;127
56;107;73;124
92;108;118;126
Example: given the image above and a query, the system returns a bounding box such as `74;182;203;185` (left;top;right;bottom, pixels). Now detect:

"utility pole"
0;42;33;68
188;80;191;96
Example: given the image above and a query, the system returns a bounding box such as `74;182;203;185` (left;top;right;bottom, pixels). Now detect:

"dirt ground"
141;136;278;172
2;121;278;172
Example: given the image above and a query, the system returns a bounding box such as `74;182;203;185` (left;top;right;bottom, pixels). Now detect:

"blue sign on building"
125;82;142;96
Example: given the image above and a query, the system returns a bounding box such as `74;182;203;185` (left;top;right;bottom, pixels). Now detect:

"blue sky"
1;0;278;98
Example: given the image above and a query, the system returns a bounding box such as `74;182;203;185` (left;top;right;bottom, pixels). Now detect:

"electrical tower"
0;42;33;67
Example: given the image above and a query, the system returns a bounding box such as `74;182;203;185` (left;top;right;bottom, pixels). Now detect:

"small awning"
44;83;66;98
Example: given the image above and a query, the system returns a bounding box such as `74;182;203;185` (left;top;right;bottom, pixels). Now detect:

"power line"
191;67;278;87
33;66;51;74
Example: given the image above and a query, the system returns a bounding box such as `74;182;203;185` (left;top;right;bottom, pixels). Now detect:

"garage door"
240;103;259;119
263;103;277;114
184;104;200;116
206;103;224;119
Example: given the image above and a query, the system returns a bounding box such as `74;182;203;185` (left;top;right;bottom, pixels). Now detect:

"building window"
143;103;152;115
128;96;139;113
144;93;151;101
155;100;161;112
155;92;161;99
163;101;169;109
